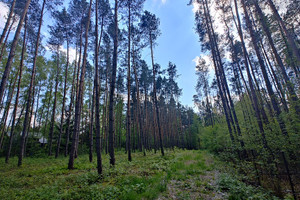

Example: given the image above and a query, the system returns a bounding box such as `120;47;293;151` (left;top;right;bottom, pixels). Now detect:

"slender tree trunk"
205;0;246;156
65;44;78;156
24;77;37;156
0;71;18;149
4;23;26;162
132;46;146;156
108;0;118;166
43;82;53;147
94;1;104;172
56;40;69;158
144;89;149;151
150;34;164;156
0;0;32;107
36;92;46;137
266;0;300;66
0;14;16;63
68;0;92;169
260;44;288;112
278;25;299;78
0;0;16;46
18;0;44;166
126;2;132;162
89;86;95;162
241;0;289;139
76;26;83;100
102;72;109;154
33;84;41;136
254;1;299;116
202;0;235;145
232;0;269;149
49;47;60;156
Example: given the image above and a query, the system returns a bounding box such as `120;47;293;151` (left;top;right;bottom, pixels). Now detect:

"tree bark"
0;0;16;46
48;47;60;156
231;0;269;149
0;70;18;149
108;0;118;166
65;44;78;156
0;0;32;107
56;40;69;158
18;0;44;166
132;46;146;156
94;0;102;174
254;1;299;116
68;0;92;169
89;86;95;162
150;34;164;156
266;0;300;66
0;14;16;63
126;2;132;162
241;0;289;139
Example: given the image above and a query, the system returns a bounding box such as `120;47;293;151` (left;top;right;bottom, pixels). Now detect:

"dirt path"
157;151;227;200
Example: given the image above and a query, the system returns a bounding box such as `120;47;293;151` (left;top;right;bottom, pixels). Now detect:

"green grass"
0;149;201;200
0;149;281;200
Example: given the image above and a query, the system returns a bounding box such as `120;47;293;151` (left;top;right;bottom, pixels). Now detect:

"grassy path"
158;150;227;200
0;150;278;199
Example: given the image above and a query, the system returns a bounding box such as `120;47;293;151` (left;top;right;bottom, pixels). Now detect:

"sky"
0;0;201;108
143;0;201;108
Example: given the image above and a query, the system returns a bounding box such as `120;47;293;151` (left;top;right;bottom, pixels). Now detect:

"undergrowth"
0;149;282;200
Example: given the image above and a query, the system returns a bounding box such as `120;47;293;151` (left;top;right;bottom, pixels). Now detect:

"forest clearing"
0;0;299;199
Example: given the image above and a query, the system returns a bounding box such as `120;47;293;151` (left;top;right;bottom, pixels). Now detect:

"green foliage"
199;123;230;153
218;173;279;200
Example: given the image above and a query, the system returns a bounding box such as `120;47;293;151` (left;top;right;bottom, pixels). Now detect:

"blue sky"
143;0;200;107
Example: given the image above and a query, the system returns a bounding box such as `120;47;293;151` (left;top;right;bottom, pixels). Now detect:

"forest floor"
0;149;279;200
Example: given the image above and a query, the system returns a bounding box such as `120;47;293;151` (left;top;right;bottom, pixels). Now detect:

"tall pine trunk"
4;21;26;162
0;0;16;46
65;44;78;156
18;0;45;166
150;34;164;156
0;14;16;63
241;0;289;139
49;47;60;156
126;2;132;162
108;0;118;166
68;0;92;169
266;0;300;66
232;0;269;149
0;0;32;106
254;1;299;116
132;46;146;156
94;0;102;173
56;40;69;158
0;71;18;149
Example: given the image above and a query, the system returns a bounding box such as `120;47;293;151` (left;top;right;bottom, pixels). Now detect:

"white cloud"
192;2;200;13
46;44;77;63
193;55;214;72
0;2;19;33
0;2;10;30
193;56;201;67
60;46;77;63
150;0;167;7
